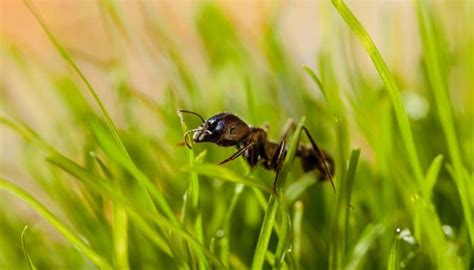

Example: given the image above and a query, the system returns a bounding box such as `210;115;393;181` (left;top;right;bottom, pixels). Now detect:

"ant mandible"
178;110;335;193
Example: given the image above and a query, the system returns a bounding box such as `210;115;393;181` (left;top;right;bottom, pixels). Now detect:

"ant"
178;110;335;193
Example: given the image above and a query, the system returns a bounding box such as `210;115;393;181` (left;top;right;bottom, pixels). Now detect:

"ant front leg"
218;142;255;165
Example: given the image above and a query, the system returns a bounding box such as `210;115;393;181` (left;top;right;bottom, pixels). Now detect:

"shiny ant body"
178;110;335;193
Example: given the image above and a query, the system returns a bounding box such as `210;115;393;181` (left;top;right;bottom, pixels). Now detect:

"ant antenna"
178;109;206;123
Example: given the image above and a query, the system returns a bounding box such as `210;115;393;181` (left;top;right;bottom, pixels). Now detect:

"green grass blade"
46;154;174;256
387;237;400;270
47;153;224;268
0;116;178;260
303;66;326;99
23;0;178;226
177;111;206;269
113;208;129;270
89;121;177;224
292;201;304;266
331;0;424;185
251;194;279;270
90;154;130;270
251;116;306;269
23;0;120;154
331;149;361;270
345;224;385;270
423;154;443;200
0;179;113;270
186;163;271;193
284;173;316;204
415;0;473;248
219;184;245;267
274;202;290;269
20;226;37;270
0;116;55;153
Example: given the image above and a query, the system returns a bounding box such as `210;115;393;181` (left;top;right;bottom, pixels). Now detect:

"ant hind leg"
301;127;336;192
271;138;287;194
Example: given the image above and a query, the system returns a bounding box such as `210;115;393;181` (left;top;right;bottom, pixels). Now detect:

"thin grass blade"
20;226;37;270
0;179;113;270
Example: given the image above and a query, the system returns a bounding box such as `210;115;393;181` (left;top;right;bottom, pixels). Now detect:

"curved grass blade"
23;0;178;226
415;0;473;248
0;179;113;270
185;163;271;193
330;0;424;185
47;154;226;268
0;116;175;259
20;226;37;270
89;120;177;224
303;65;327;99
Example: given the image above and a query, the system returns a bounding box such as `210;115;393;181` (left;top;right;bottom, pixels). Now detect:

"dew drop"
402;91;429;120
442;224;454;239
216;229;225;238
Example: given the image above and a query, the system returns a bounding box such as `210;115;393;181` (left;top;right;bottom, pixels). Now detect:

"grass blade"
47;154;225;268
415;0;473;248
292;201;304;266
0;179;113;270
345;224;385;270
177;111;207;269
303;65;326;99
251;116;306;269
284;173;316;204
331;149;361;270
423;154;443;201
186;163;271;192
331;0;424;185
387;237;400;270
219;183;245;267
20;226;37;270
90;154;130;270
23;0;178;226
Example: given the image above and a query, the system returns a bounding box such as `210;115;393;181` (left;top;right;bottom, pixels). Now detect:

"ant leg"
302;127;336;192
271;138;287;194
218;143;255;165
270;118;297;193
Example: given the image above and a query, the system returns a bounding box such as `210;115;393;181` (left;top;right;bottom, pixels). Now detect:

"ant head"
192;112;250;147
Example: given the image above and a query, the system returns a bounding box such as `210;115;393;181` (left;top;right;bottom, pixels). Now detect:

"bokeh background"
1;0;472;269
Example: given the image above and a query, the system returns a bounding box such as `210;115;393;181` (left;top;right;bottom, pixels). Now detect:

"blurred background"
0;0;473;269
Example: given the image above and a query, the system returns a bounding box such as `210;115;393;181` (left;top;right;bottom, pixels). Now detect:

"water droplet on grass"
216;229;225;238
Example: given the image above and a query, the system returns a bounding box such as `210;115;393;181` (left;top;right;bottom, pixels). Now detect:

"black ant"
178;110;335;193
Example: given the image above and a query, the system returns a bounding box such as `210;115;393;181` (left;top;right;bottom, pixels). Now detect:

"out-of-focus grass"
0;1;472;269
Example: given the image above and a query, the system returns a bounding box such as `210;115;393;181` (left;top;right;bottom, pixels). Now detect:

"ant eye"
208;120;217;129
230;127;237;135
